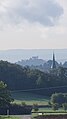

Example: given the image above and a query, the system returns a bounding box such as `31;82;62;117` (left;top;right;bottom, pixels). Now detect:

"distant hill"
16;56;46;66
63;62;67;68
16;57;67;71
0;49;66;63
16;58;63;72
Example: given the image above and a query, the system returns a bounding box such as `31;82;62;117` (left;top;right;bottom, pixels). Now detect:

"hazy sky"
0;0;67;50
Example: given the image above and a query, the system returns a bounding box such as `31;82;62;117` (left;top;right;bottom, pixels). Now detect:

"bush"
21;102;26;106
33;103;39;112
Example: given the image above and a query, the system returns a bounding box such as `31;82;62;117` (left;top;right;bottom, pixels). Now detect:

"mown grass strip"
0;116;20;119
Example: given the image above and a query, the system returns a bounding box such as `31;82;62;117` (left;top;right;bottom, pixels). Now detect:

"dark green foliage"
52;103;59;111
21;101;26;106
51;93;65;106
0;61;67;96
51;93;67;110
62;103;67;111
33;103;39;112
0;103;32;115
48;101;51;106
0;81;13;107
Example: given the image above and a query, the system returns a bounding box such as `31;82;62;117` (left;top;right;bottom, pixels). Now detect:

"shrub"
21;101;26;106
33;103;39;112
62;103;67;111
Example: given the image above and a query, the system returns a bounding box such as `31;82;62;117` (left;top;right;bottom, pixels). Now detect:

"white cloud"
0;0;66;50
0;0;63;26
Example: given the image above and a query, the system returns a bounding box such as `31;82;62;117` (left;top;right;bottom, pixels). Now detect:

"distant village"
17;53;67;72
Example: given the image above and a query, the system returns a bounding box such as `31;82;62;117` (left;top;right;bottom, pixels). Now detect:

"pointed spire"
51;52;56;69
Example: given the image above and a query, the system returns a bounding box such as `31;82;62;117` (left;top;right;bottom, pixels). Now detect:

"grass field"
11;92;49;105
37;108;67;112
11;92;67;117
0;116;20;119
32;108;67;117
11;92;67;115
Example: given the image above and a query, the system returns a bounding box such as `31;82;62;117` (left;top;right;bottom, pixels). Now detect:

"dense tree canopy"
0;61;67;96
50;93;67;106
50;93;67;111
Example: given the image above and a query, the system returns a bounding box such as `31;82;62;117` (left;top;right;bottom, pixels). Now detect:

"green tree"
62;103;67;112
0;81;14;107
36;76;42;85
51;93;65;107
52;103;59;111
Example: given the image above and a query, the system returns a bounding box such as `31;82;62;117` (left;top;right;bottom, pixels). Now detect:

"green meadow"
11;92;67;116
11;92;49;105
0;116;19;119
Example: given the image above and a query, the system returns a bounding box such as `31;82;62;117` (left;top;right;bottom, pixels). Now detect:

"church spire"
51;52;56;69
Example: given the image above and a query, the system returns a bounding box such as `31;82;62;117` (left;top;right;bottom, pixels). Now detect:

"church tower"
51;52;56;69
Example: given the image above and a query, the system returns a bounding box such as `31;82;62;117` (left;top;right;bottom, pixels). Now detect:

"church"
51;53;56;69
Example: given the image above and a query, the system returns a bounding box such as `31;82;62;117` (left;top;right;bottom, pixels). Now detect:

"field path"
19;115;32;119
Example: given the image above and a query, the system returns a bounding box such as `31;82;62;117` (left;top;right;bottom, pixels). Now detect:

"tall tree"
51;93;67;107
0;81;13;107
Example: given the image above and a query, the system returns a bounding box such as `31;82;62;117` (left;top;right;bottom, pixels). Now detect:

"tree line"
0;60;67;96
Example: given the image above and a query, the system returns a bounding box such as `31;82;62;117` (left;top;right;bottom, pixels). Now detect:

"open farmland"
11;92;49;105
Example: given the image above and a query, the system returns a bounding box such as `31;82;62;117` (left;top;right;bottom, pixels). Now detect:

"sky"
0;0;67;50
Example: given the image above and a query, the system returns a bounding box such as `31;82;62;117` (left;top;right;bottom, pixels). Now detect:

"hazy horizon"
0;1;66;63
0;49;66;63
